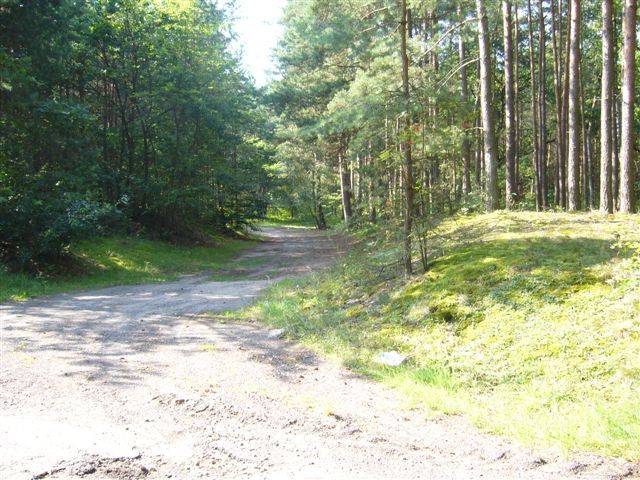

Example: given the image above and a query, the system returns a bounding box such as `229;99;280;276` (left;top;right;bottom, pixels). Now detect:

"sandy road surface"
1;227;637;480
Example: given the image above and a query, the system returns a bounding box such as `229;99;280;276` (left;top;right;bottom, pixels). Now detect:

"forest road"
0;227;637;480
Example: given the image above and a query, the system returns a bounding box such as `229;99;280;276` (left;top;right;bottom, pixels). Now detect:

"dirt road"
0;227;636;479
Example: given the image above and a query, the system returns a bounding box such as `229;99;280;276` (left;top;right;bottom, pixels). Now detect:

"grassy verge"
253;218;316;228
253;207;341;228
236;211;640;460
0;235;256;302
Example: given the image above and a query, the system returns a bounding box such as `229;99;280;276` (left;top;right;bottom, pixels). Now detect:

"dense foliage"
268;0;638;270
0;0;273;272
2;0;637;274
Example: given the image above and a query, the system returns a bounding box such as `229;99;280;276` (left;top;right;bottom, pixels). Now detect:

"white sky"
231;0;288;87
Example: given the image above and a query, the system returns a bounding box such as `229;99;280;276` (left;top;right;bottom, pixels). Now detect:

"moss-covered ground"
237;211;640;460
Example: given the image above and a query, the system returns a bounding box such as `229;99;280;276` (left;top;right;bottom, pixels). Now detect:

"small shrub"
0;190;126;273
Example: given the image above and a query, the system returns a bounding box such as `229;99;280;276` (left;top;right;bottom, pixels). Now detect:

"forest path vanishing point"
1;227;637;480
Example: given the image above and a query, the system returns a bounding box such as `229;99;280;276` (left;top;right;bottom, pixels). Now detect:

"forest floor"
1;226;638;480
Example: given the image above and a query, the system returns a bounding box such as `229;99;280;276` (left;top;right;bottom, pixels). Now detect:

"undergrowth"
237;211;640;460
254;207;340;228
0;235;255;302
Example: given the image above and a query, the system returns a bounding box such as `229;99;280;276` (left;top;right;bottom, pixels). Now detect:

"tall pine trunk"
476;0;499;211
551;0;564;207
514;1;521;196
338;136;352;223
538;0;548;208
599;0;614;213
503;0;516;208
618;0;637;212
458;4;472;197
561;0;572;208
527;0;541;210
400;0;414;274
567;0;581;211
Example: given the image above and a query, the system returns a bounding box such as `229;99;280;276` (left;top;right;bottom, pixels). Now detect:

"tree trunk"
567;0;581;211
400;0;414;274
503;0;516;208
338;137;353;223
599;0;614;213
561;0;572;208
474;96;482;187
538;0;548;208
551;0;564;207
579;70;589;207
527;0;541;210
613;83;620;209
476;0;499;211
514;0;521;197
458;4;472;197
586;120;596;209
618;0;637;213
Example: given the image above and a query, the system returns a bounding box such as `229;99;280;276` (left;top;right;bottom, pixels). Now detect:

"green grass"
254;218;317;228
252;207;316;227
253;206;341;228
0;235;256;302
236;211;640;460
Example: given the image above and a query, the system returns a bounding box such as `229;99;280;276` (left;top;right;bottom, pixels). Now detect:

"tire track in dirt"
0;227;637;479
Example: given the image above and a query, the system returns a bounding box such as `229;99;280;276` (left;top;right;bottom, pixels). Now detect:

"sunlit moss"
239;211;640;460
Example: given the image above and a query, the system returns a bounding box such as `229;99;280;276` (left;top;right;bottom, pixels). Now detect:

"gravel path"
1;227;637;480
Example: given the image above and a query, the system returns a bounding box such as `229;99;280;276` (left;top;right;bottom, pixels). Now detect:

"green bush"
0;189;126;273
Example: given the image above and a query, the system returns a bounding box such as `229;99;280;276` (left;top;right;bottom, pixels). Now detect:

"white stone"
267;328;285;339
373;351;406;367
